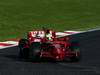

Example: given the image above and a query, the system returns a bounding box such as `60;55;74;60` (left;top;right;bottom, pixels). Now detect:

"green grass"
0;0;100;40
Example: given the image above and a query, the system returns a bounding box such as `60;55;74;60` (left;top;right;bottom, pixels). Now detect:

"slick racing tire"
64;41;80;62
29;42;41;61
70;41;81;62
18;39;29;59
19;39;28;48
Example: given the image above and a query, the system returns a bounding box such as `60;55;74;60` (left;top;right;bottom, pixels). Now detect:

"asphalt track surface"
0;31;100;75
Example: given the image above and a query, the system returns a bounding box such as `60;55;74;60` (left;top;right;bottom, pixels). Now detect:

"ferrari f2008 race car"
18;29;80;62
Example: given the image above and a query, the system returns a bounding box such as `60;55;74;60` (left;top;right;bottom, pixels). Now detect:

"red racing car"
18;29;80;62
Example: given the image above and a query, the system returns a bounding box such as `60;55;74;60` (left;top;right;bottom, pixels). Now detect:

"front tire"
70;41;81;62
18;39;29;59
29;42;41;61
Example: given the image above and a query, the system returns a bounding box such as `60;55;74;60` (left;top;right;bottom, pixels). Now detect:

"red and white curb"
0;31;81;49
56;31;81;36
0;41;18;49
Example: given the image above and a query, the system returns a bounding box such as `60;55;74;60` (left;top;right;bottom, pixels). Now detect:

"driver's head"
46;29;50;34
